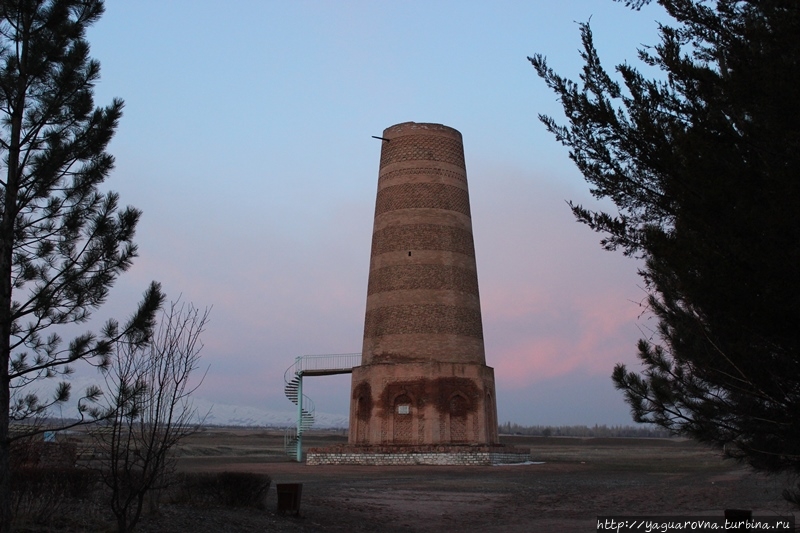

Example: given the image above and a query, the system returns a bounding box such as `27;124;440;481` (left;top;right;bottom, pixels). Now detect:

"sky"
64;0;674;427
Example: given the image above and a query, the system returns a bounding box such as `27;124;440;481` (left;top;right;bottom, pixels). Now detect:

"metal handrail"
285;353;361;378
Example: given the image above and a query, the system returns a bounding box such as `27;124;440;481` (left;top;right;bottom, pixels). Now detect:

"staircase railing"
283;353;361;461
286;353;362;376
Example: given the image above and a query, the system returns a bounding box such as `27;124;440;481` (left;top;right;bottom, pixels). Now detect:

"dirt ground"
122;428;798;533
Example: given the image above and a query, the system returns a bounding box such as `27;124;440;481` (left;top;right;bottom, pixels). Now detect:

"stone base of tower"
347;361;500;447
306;444;530;466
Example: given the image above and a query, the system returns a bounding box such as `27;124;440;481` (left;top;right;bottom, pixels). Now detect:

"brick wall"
379;134;465;168
375;183;471;217
370;224;476;257
364;304;483;338
367;264;479;295
307;448;530;466
380;167;466;184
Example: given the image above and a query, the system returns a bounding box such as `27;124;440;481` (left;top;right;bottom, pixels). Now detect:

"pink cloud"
485;289;644;388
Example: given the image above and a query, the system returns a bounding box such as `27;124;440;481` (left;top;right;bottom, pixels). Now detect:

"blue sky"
74;1;671;426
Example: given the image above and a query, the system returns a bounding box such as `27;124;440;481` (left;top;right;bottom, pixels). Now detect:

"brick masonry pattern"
367;264;479;296
364;304;483;339
380;134;465;168
394;406;412;443
306;451;530;466
379;167;466;184
371;224;475;257
375;183;471;217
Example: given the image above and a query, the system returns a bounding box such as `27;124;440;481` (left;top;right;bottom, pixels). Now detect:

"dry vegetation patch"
11;428;796;533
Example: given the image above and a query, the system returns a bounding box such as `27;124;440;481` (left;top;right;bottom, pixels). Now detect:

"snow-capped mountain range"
191;398;349;428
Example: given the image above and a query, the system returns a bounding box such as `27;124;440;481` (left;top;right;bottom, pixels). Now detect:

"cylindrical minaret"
349;122;499;447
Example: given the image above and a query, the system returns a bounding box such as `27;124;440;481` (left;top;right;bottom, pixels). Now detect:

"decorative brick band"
379;167;467;184
380;134;465;168
375;183;471;217
371;224;476;257
367;264;479;296
364;304;483;339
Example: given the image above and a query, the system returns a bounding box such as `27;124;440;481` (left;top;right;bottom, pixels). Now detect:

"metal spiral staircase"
283;353;361;461
283;364;316;459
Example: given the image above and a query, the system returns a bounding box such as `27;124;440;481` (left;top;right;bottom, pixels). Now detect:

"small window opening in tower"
408;251;412;256
397;404;410;415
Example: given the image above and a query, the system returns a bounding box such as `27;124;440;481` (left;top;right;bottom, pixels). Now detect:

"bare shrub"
92;301;209;533
11;466;97;527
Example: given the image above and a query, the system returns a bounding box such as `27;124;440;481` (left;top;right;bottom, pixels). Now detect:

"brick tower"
348;122;499;447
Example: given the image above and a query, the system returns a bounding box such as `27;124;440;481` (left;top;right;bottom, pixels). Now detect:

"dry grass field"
13;427;797;532
127;428;795;533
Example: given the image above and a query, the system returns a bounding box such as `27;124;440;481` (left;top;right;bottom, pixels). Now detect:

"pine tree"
0;1;163;528
530;0;800;473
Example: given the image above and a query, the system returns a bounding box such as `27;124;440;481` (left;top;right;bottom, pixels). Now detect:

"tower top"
383;122;462;139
